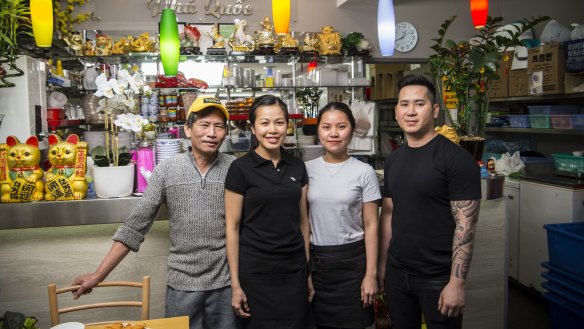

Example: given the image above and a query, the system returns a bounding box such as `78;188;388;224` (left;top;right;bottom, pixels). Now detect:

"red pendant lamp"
470;0;488;29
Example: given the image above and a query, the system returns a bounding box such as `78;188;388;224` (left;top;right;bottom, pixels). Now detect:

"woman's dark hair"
248;95;289;125
317;102;356;133
397;74;437;104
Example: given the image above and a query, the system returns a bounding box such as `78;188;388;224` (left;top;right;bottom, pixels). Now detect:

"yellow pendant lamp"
159;6;180;77
30;0;54;47
272;0;291;35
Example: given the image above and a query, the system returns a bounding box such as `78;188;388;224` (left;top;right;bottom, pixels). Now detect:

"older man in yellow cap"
72;96;242;329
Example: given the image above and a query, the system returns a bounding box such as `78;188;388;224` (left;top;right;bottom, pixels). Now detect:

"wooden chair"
48;276;150;326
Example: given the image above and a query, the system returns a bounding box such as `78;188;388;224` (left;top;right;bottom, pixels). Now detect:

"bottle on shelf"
265;68;274;88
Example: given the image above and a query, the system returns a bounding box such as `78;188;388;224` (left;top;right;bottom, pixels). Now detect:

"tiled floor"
508;279;551;329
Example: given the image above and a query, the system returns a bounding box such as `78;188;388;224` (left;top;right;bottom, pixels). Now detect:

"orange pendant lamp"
30;0;54;47
272;0;291;35
470;0;488;29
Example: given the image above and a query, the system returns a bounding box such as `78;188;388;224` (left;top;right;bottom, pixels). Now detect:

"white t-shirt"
306;156;381;246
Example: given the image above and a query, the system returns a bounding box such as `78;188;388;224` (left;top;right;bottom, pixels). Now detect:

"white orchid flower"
114;113;148;132
129;72;145;93
94;73;114;98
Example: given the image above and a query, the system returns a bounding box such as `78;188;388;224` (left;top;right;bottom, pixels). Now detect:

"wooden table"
85;316;188;329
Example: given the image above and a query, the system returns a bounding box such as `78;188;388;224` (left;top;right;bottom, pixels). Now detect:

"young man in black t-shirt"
377;75;481;329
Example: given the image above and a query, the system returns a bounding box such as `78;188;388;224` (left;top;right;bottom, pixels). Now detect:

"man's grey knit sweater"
113;151;235;291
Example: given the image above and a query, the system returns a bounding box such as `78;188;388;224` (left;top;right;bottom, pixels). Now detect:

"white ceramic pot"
93;164;135;198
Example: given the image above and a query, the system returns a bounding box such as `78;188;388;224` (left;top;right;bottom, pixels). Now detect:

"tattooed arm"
438;199;481;317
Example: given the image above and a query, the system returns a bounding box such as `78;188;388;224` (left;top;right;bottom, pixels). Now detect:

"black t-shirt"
383;134;481;277
225;148;308;256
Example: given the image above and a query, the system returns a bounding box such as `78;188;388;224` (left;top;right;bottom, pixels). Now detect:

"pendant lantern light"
30;0;54;47
377;0;396;56
272;0;291;35
159;5;180;77
470;0;488;29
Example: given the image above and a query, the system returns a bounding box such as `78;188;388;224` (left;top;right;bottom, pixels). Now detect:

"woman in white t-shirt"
305;102;381;329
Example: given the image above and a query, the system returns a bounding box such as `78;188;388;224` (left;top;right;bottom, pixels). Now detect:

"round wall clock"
395;21;418;52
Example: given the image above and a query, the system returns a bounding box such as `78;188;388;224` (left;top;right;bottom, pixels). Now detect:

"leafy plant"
295;87;323;118
0;0;31;88
0;311;39;329
91;145;133;167
54;0;97;37
428;15;549;138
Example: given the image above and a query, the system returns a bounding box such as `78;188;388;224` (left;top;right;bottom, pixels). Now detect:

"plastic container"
527;105;579;115
541;271;584;298
551;153;584;177
572;114;584;130
544;222;584;277
541;285;584;329
47;108;65;120
542;261;584;293
564;38;584;73
529;115;551;128
550;115;572;129
508;115;530;128
520;157;555;175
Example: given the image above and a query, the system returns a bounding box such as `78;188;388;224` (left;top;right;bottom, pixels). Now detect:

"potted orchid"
90;69;150;198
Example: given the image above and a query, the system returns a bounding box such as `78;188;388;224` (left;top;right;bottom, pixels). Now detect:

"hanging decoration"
470;0;488;29
159;3;180;77
30;0;54;47
377;0;395;56
272;0;291;35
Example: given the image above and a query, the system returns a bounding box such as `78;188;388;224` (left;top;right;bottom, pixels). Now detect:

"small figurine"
301;33;320;54
254;17;277;54
112;36;132;55
44;134;88;201
276;31;299;55
95;33;114;56
207;24;226;55
317;26;342;55
84;39;96;56
180;24;202;55
228;19;255;54
64;31;84;56
487;158;496;174
131;32;154;52
0;135;45;203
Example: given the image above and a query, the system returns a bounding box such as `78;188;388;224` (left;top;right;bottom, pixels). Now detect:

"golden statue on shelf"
255;17;277;47
84;40;96;56
302;33;320;53
228;19;255;53
130;32;154;52
44;134;88;201
64;31;84;56
112;36;132;55
276;31;299;54
0;136;45;203
317;26;342;55
95;33;114;56
209;24;225;48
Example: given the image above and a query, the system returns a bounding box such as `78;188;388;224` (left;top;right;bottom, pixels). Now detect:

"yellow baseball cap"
187;96;229;120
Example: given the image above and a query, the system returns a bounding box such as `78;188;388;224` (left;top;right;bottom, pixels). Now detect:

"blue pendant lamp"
159;3;180;77
377;0;395;56
30;0;54;47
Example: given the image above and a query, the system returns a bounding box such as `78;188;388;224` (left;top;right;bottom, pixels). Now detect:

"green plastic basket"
552;153;584;178
529;115;551;129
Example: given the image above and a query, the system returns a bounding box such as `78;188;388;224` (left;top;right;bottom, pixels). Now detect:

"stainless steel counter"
0;197;168;230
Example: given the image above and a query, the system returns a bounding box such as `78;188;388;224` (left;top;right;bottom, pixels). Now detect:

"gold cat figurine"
0;135;45;203
45;134;88;201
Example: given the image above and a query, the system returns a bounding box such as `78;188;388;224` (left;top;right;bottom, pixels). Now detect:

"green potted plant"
428;15;549;159
0;0;31;88
341;32;371;56
0;311;39;329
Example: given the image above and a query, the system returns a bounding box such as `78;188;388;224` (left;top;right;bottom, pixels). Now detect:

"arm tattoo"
451;199;480;280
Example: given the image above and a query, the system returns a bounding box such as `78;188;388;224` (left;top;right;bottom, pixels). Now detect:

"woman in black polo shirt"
225;95;313;329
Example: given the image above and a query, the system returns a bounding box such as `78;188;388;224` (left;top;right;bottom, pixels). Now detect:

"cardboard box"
491;52;513;98
509;69;529;97
564;73;584;94
527;43;565;95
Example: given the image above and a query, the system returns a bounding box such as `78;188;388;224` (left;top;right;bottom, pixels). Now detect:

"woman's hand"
307;274;315;302
361;273;378;307
231;286;251;318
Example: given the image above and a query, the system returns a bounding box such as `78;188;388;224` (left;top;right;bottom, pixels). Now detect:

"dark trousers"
385;265;463;329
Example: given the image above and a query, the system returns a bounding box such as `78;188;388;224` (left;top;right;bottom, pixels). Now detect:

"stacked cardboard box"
491;52;513;98
527;43;566;95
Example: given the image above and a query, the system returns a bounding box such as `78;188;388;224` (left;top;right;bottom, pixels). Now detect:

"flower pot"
92;164;135;198
459;137;486;162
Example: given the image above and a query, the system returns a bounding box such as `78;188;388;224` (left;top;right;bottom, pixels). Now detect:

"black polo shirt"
225;148;308;256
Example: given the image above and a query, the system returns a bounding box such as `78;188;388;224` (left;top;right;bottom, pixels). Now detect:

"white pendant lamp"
378;0;396;56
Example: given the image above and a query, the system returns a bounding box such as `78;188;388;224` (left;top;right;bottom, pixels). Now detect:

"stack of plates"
300;145;324;162
297;135;316;147
156;139;182;164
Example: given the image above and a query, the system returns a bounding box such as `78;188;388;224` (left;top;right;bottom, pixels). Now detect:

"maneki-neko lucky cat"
0;136;45;202
44;134;88;201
